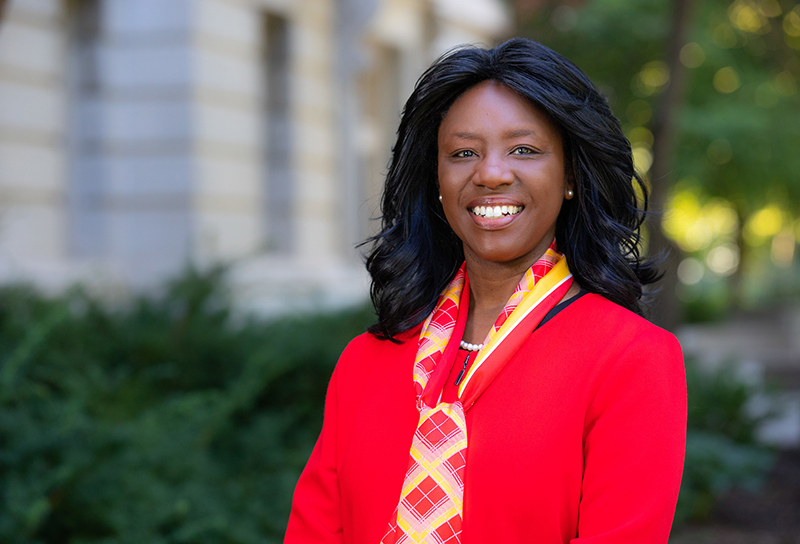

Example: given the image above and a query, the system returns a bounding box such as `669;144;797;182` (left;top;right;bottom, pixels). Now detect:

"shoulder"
570;293;681;354
341;325;421;361
565;295;686;422
581;294;684;390
327;325;421;414
334;325;421;382
552;292;684;389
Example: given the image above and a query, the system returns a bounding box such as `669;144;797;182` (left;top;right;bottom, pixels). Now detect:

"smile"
469;205;524;218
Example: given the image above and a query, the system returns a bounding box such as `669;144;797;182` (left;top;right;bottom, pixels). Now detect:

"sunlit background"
0;0;799;542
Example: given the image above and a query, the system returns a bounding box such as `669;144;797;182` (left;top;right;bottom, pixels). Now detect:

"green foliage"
0;268;779;538
520;0;800;311
520;0;668;120
674;359;775;524
0;268;375;543
521;0;800;211
674;0;800;214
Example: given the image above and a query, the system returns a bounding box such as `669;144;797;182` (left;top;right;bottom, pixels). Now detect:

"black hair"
364;37;661;341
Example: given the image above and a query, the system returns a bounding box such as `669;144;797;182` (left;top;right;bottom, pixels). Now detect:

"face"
437;80;574;269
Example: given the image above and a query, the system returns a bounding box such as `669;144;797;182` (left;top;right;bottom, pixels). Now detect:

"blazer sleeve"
572;328;687;544
283;346;350;544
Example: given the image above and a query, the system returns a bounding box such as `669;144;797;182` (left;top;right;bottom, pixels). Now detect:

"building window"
66;0;105;257
262;13;293;253
357;43;401;242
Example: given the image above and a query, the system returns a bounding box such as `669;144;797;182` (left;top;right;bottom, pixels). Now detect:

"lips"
469;204;524;218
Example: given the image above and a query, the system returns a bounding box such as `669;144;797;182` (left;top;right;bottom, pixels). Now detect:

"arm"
573;329;687;544
284;349;348;543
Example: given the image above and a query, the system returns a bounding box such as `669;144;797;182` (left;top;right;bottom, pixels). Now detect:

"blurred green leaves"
519;0;800;314
0;266;779;539
0;268;374;543
675;359;776;524
522;0;800;209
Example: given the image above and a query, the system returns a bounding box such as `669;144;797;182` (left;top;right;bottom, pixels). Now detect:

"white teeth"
470;205;523;218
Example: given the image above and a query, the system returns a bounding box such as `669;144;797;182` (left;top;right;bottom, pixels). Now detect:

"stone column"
0;0;68;285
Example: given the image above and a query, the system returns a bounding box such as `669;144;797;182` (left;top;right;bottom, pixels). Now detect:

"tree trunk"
646;0;694;331
729;202;748;308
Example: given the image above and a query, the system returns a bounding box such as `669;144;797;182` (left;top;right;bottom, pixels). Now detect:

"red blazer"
285;294;687;544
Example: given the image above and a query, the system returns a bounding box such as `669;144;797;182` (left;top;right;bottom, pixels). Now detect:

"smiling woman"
437;81;570;259
437;81;574;342
284;38;686;544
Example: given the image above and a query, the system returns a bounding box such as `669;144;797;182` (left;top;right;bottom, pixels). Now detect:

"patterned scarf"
381;242;573;544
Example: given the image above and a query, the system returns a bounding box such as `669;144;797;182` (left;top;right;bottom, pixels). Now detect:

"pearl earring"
439;195;443;202
566;189;574;198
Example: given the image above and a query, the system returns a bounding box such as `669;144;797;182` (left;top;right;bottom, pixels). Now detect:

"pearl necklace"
459;340;484;351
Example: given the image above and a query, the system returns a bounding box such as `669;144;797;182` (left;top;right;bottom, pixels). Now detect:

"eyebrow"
450;129;540;140
451;131;482;140
506;129;538;138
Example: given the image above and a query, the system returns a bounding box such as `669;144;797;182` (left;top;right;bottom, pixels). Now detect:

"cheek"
442;203;465;239
437;164;458;194
437;168;464;219
533;167;566;203
438;195;470;243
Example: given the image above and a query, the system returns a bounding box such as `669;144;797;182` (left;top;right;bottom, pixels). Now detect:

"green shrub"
0;268;777;540
674;359;775;524
0;268;374;543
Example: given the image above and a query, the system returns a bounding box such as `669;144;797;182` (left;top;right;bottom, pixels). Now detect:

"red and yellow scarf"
381;242;573;544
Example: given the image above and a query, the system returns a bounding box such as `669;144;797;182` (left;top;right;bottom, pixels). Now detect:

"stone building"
0;0;509;313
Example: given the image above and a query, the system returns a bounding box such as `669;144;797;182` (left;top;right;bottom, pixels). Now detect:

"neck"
467;261;528;311
462;255;536;344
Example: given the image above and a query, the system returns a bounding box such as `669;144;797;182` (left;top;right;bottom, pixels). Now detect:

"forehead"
438;80;560;141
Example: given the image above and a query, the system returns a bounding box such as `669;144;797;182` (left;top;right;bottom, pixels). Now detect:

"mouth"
469;204;524;218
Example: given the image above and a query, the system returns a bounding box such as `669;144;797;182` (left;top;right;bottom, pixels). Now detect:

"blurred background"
0;0;798;542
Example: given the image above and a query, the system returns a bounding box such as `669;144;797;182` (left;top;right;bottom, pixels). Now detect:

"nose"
474;152;513;189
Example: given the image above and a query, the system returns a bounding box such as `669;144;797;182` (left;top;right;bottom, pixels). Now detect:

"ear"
564;173;576;200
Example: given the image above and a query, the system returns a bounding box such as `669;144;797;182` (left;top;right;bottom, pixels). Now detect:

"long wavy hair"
364;38;660;341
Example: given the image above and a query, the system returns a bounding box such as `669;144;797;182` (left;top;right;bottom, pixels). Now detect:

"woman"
285;38;686;544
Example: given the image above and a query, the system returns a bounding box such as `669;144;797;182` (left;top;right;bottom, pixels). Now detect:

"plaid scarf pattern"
380;241;570;544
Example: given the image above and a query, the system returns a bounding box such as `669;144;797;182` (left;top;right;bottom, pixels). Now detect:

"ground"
671;449;800;543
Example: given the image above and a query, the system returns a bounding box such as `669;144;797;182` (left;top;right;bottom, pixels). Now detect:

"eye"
511;146;537;155
453;149;476;158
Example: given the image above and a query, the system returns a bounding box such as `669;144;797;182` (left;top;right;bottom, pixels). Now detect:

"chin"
468;247;535;266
